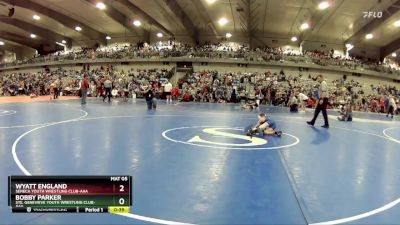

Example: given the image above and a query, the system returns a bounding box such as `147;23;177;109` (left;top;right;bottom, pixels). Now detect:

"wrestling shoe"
246;129;258;138
246;131;253;138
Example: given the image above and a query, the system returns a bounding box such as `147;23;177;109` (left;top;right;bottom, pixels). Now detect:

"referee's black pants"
103;88;111;102
310;97;329;126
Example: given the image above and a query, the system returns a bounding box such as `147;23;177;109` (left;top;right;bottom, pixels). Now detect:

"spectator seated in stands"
241;100;258;110
338;100;353;121
396;100;400;115
181;91;191;102
307;98;317;108
288;93;299;112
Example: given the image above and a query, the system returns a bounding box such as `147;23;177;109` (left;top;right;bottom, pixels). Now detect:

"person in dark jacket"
230;88;238;103
143;86;156;110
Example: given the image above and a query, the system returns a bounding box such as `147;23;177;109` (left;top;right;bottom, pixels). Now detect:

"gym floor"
1;98;399;225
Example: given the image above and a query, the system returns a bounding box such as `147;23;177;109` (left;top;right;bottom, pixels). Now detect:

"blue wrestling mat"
1;99;400;224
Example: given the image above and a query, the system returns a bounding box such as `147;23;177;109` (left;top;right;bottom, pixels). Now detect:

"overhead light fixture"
33;15;40;20
157;32;163;38
0;41;4;45
96;2;106;10
300;23;309;30
365;33;373;39
62;40;66;44
394;20;400;27
133;20;141;27
225;32;232;38
30;34;36;38
392;53;397;57
75;26;82;31
345;43;354;51
291;36;298;42
318;1;330;10
106;35;111;40
206;0;217;4
218;17;228;26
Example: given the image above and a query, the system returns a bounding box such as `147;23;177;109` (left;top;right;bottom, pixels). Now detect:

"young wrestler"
247;113;282;137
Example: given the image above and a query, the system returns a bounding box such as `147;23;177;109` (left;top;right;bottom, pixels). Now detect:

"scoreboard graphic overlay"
8;176;132;213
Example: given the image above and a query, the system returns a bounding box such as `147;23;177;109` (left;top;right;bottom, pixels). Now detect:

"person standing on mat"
307;74;329;128
80;74;89;105
164;80;173;103
143;86;156;110
103;76;112;102
387;95;396;119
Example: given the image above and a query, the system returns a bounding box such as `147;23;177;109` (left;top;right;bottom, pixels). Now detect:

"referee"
307;74;329;128
103;76;112;102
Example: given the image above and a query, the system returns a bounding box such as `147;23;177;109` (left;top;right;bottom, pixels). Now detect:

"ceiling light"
318;1;330;10
96;2;106;10
206;0;217;4
365;33;373;39
133;20;141;27
106;35;111;40
157;32;163;38
392;53;397;57
291;36;298;42
300;23;309;30
75;26;82;31
0;41;4;45
218;17;228;26
225;33;232;38
62;40;66;44
395;20;400;27
33;15;40;20
30;34;36;38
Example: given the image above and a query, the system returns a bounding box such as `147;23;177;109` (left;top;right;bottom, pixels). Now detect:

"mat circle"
162;126;300;150
0;110;17;116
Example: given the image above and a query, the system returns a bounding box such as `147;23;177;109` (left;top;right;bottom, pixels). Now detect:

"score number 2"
118;185;125;205
118;184;128;205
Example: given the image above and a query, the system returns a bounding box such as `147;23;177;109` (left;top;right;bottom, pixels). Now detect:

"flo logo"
162;126;299;150
363;11;383;18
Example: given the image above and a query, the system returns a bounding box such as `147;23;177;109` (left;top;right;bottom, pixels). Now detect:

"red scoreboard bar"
8;176;132;213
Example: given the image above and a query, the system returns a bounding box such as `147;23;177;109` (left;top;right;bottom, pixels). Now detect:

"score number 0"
119;185;125;205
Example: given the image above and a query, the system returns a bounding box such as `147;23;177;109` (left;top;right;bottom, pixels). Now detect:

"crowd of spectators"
305;49;400;75
1;64;399;115
174;69;400;116
0;65;172;99
1;39;400;115
2;40;400;76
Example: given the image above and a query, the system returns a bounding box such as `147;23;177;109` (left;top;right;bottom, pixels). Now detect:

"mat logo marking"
161;126;289;150
187;127;267;147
